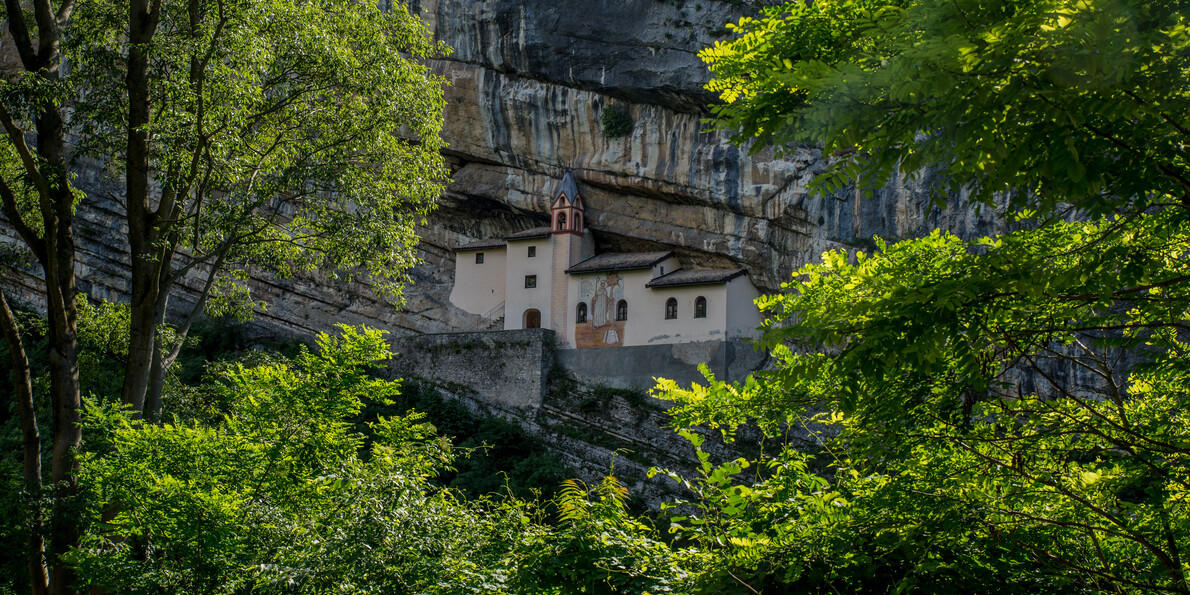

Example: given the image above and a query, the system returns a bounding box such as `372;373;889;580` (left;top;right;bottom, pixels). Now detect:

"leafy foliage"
655;209;1190;592
64;0;449;301
701;0;1190;214
601;105;635;139
68;326;527;594
358;381;571;500
507;477;692;594
679;6;1190;589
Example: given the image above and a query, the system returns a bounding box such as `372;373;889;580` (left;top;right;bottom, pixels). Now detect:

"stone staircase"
462;301;505;332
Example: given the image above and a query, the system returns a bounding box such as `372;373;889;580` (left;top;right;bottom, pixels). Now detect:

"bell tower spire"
549;169;587;346
551;169;584;237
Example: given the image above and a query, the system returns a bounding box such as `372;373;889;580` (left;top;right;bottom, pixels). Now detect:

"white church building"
448;171;764;349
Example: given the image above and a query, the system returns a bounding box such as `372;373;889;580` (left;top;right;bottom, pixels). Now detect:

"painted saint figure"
592;279;611;327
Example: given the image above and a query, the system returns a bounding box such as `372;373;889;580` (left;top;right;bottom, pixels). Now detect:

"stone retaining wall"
557;339;768;392
386;328;556;415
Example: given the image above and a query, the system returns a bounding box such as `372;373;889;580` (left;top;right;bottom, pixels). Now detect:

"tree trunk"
144;286;174;420
0;288;49;595
144;247;230;418
3;2;121;593
28;35;83;591
44;272;80;595
120;0;164;416
120;0;165;414
121;295;156;415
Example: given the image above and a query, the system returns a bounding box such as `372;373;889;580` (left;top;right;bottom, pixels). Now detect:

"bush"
601;105;633;139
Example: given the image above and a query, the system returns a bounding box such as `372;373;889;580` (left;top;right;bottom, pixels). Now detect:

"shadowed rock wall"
3;0;1007;341
414;0;1010;337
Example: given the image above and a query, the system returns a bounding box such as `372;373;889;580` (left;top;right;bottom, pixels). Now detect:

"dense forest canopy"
672;0;1190;591
2;0;1189;593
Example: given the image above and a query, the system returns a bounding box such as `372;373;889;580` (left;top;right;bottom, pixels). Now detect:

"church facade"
449;171;763;349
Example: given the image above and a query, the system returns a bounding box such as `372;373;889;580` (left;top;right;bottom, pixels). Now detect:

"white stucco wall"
725;276;764;339
550;232;586;345
449;248;507;315
504;238;554;329
651;256;681;279
566;266;751;348
636;283;729;346
566;268;654;348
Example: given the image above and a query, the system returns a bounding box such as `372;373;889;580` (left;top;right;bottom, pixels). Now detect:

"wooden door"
523;309;541;329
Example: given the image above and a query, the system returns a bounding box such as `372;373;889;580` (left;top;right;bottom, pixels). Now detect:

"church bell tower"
550;170;587;344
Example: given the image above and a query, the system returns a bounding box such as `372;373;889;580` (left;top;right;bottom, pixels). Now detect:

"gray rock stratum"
4;0;1006;340
411;0;1008;335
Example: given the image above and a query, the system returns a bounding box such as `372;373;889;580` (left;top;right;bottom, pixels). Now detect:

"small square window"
525;275;537;288
528;246;537;258
475;253;484;264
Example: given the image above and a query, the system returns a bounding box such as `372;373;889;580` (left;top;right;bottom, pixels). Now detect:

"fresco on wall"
575;273;626;348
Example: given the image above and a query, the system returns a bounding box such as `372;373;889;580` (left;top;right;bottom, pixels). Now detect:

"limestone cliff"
411;0;1009;335
4;1;1005;339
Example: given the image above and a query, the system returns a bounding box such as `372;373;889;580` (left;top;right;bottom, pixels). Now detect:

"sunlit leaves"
66;0;450;307
655;208;1190;591
70;325;526;594
701;0;1190;216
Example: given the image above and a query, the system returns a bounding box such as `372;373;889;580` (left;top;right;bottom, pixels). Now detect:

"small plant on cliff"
601;105;634;139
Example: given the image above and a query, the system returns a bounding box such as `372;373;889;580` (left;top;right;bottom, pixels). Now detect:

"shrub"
601;105;633;139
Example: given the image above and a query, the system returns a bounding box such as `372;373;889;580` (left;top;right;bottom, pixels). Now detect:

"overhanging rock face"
2;1;1010;344
413;0;1011;338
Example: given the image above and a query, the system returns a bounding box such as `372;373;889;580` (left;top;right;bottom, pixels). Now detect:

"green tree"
507;476;692;594
647;1;1190;591
66;0;449;416
69;326;527;594
701;0;1190;214
0;2;447;592
658;211;1190;591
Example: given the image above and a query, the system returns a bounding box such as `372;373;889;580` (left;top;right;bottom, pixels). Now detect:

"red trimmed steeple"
551;169;584;236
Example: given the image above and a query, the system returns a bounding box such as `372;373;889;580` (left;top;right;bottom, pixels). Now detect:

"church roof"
566;251;673;274
645;268;748;288
557;169;580;203
504;226;553;241
455;238;507;252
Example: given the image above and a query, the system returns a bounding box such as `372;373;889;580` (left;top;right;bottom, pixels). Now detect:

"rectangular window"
524;275;537;288
475;253;484;264
528;246;536;258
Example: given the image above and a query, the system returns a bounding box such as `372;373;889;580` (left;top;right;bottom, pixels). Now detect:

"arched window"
694;296;707;318
573;213;582;231
665;298;677;320
576;302;588;323
556;212;567;231
616;300;627;321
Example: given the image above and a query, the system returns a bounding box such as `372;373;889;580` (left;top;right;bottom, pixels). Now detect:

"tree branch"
0;287;48;595
0;176;46;260
3;0;39;69
0;104;52;204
